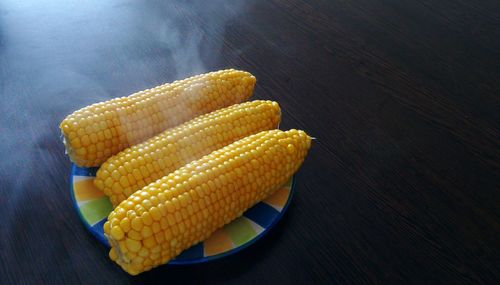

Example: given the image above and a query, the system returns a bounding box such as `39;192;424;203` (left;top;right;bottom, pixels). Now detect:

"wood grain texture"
0;0;499;284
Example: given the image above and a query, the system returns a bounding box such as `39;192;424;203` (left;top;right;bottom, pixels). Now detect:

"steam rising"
0;0;250;258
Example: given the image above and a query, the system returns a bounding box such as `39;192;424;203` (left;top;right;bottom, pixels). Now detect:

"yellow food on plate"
94;100;282;206
60;69;256;167
104;129;311;275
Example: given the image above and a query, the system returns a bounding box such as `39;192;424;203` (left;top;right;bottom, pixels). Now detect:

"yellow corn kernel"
60;69;256;167
110;226;125;240
109;248;117;261
119;218;131;232
95;100;281;206
127;230;142;241
131;217;143;231
104;129;311;275
125;238;141;253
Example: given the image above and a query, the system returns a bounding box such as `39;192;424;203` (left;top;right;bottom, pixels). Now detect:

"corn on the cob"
60;69;256;167
94;100;281;206
104;129;311;275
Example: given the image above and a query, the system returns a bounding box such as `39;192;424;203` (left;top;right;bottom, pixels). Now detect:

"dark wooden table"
1;0;499;284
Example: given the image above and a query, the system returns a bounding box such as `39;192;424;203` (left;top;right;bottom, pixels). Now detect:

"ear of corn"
94;100;281;206
60;69;256;167
104;129;311;275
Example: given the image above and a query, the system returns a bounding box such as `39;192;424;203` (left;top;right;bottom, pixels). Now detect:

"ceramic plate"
70;164;295;264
